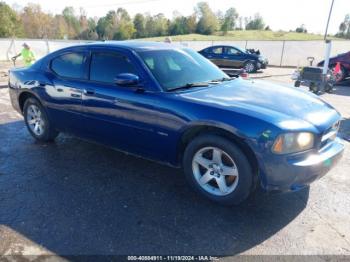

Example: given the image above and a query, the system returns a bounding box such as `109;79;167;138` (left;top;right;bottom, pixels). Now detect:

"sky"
5;0;349;34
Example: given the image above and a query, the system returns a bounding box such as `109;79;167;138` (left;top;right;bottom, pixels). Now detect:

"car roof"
210;45;239;49
62;41;184;52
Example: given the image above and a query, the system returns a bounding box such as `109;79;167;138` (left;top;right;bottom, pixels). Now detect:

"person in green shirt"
12;43;36;67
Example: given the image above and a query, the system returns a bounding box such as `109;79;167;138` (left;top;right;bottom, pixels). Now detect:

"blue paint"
8;41;344;192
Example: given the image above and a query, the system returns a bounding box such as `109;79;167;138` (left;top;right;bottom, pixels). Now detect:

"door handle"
83;89;95;95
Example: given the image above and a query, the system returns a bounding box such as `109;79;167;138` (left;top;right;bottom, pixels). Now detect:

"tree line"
336;14;350;39
0;1;267;40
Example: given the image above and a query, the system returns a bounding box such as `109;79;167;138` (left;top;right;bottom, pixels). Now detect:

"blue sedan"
199;45;268;73
9;41;344;205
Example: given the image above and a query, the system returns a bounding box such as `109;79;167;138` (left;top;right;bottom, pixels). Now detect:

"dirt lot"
0;62;350;258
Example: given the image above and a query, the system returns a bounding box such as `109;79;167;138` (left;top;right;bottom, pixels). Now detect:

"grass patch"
140;30;342;41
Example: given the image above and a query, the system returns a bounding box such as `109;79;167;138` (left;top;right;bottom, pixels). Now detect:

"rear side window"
211;47;223;54
90;52;137;83
202;47;210;53
51;52;87;79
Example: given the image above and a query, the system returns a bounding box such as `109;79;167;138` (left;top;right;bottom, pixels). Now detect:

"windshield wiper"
210;77;234;82
167;82;210;92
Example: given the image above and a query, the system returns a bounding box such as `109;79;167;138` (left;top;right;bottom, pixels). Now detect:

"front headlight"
258;56;265;62
272;132;314;154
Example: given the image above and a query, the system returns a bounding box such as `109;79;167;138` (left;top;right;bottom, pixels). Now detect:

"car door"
81;48;165;159
44;51;88;134
206;46;225;67
224;46;246;68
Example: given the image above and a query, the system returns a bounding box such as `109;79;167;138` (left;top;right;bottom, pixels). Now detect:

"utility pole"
322;0;334;93
322;0;335;76
324;0;335;41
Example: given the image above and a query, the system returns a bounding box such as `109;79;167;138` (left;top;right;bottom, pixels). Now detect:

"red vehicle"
317;51;350;82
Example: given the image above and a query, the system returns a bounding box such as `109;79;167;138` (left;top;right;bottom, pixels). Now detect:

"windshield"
138;48;229;91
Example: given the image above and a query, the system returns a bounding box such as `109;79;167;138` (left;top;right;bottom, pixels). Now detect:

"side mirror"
115;73;139;86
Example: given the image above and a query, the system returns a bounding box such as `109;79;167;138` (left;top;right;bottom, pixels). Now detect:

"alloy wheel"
244;62;255;73
192;146;239;196
26;104;45;136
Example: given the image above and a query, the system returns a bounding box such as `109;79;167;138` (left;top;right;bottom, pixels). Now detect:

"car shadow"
0;120;309;256
329;84;350;97
336;77;350;87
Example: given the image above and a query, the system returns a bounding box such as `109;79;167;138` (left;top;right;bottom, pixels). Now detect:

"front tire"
183;134;254;205
244;61;257;73
23;97;59;142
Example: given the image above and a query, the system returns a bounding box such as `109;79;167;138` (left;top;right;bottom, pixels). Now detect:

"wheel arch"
177;123;259;182
18;91;43;113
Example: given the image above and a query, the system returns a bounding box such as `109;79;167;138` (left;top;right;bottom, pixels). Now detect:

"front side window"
226;47;241;55
138;48;228;91
51;52;87;79
90;52;137;83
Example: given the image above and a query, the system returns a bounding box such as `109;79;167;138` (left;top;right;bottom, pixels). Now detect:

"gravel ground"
0;63;350;259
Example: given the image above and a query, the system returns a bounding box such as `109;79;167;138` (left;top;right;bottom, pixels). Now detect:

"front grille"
320;120;340;149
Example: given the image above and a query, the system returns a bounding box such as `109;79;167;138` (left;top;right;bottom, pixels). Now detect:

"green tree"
185;14;197;33
337;14;350;39
114;8;135;40
133;13;146;38
296;24;307;33
144;13;168;37
96;8;135;40
96;15;109;39
79;17;98;40
153;13;169;36
144;15;156;37
245;13;265;30
195;2;218;34
62;7;80;38
221;8;238;34
169;14;187;35
0;1;23;37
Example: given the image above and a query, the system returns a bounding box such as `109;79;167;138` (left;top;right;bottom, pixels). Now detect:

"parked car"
198;45;268;73
9;42;344;205
317;51;350;82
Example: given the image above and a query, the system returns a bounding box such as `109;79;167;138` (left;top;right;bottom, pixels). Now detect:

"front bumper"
263;137;344;192
257;60;268;69
9;85;21;114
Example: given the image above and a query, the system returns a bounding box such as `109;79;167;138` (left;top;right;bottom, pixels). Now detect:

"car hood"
179;78;340;132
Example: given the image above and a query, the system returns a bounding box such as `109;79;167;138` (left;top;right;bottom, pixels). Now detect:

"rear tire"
23;97;59;142
183;134;254;205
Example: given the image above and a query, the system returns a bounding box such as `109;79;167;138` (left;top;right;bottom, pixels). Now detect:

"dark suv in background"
199;45;268;73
